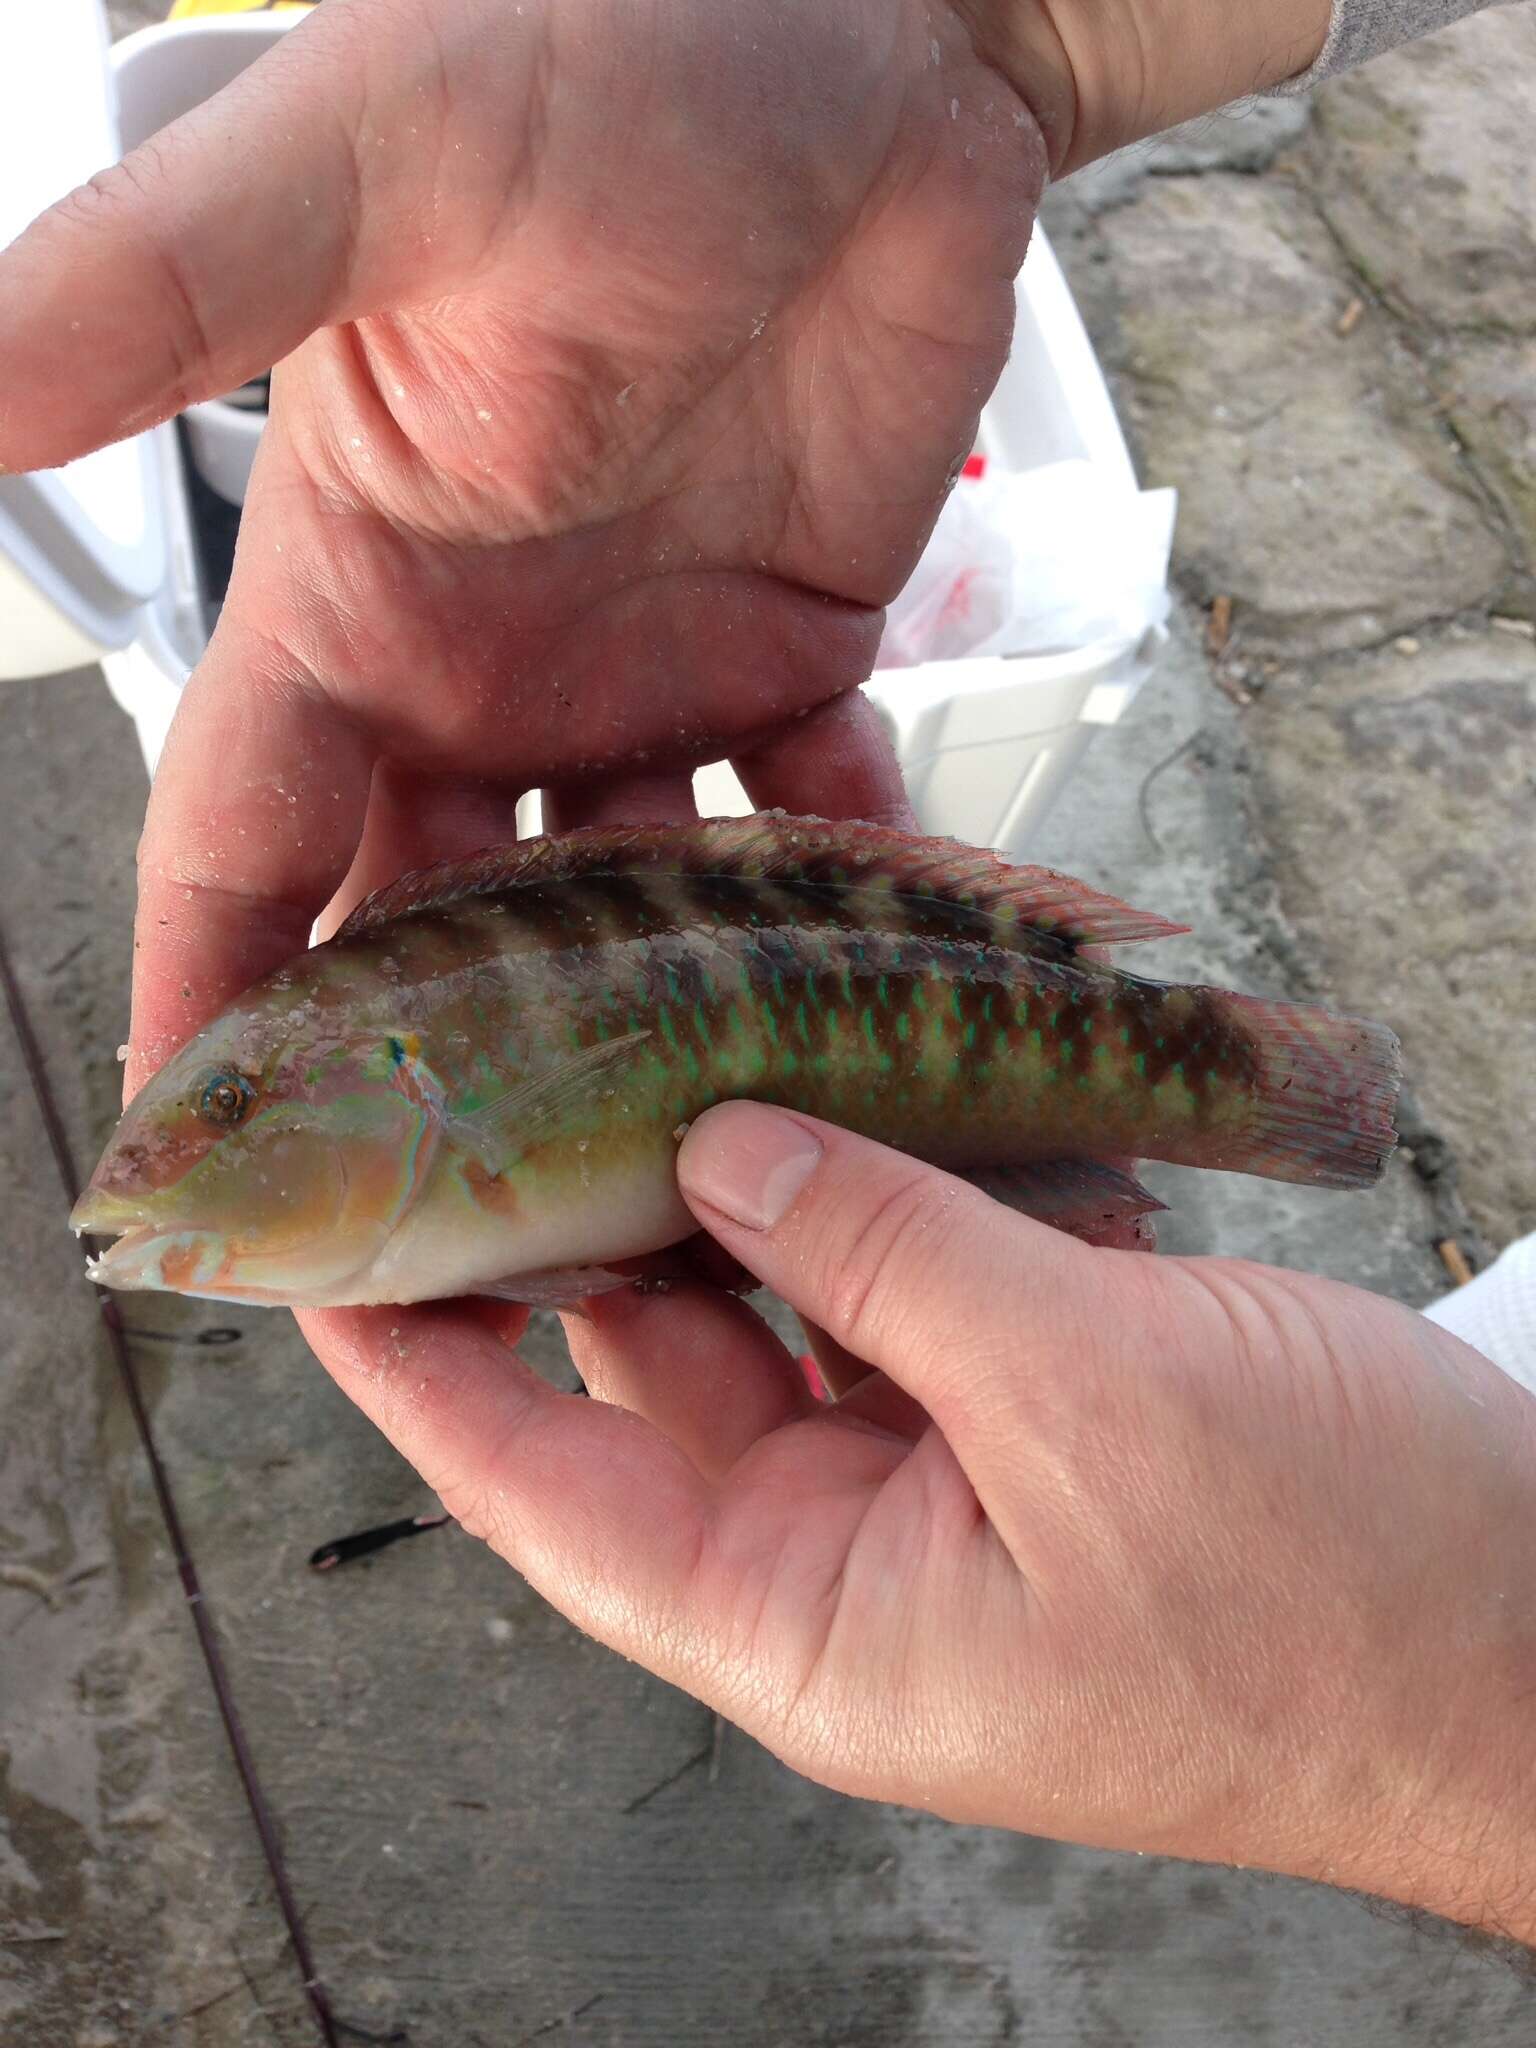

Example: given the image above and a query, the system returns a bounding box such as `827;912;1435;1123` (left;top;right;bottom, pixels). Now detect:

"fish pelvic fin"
474;1265;633;1312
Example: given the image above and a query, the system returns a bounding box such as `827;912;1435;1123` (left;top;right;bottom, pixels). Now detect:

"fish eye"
198;1072;256;1129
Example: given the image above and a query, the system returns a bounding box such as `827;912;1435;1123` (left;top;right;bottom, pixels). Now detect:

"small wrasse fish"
71;815;1401;1308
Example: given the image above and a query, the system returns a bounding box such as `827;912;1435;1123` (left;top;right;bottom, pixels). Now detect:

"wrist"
1351;1632;1536;1948
954;0;1333;176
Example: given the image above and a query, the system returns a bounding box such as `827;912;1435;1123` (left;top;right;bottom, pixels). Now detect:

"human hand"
301;1104;1536;1944
0;0;1061;1096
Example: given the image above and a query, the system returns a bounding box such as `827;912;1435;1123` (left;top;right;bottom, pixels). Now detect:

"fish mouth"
81;1220;225;1293
71;1189;220;1293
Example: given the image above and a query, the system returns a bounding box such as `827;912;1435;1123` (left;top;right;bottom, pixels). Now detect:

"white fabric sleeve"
1422;1230;1536;1397
1266;0;1521;93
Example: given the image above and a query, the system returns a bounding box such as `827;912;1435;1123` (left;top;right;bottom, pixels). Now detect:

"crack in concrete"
1297;181;1531;606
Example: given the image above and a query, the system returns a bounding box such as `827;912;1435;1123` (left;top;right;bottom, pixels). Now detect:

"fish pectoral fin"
960;1159;1165;1250
474;1265;634;1313
448;1031;653;1172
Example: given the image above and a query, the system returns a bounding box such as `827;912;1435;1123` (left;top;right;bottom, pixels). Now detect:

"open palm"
0;0;1044;1090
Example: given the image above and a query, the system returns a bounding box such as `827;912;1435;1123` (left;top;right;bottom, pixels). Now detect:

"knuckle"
54;149;214;407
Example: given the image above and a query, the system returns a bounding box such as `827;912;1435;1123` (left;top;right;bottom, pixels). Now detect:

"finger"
0;12;362;468
676;1103;1113;1461
832;1370;933;1442
0;0;512;471
301;1300;720;1681
565;1284;818;1481
127;615;373;1096
315;765;530;939
542;771;699;835
732;691;915;829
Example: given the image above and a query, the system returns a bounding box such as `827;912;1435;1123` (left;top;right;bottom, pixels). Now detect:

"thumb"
0;0;506;471
676;1104;1103;1456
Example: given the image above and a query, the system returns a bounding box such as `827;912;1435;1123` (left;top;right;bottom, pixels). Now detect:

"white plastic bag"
877;458;1173;669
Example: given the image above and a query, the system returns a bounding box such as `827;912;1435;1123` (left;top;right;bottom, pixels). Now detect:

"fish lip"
70;1184;154;1239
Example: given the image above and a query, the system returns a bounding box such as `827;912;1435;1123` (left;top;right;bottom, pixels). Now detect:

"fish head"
71;988;443;1304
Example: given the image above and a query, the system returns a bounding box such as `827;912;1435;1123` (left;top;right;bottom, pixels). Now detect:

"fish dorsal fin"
337;813;1186;950
449;1031;652;1172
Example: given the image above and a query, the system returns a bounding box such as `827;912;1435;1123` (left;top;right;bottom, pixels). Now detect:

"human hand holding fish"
11;0;1532;1949
64;814;1536;1936
294;1101;1536;1950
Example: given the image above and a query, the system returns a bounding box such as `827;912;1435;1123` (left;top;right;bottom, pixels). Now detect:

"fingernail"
677;1104;822;1231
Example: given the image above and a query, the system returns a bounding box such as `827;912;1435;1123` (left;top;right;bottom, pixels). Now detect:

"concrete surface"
1040;3;1536;1249
3;6;1535;2046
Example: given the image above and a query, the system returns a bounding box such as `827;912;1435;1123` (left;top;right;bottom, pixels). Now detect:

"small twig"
1136;731;1202;853
45;936;90;976
1435;1238;1475;1289
1205;593;1233;658
623;1740;712;1814
309;1512;452;1573
171;1983;246;2024
0;1563;67;1610
512;1994;604;2046
1335;295;1365;338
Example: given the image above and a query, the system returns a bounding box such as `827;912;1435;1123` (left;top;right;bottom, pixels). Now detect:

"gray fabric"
1266;0;1516;91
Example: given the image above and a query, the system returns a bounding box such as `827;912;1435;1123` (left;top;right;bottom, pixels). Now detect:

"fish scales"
318;886;1300;1200
71;817;1402;1308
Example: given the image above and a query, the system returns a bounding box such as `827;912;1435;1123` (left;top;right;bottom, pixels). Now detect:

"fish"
70;814;1401;1308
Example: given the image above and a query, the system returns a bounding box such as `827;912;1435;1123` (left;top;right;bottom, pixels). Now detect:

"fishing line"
0;918;341;2048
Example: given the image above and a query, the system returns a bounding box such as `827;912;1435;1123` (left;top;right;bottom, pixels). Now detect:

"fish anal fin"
961;1159;1165;1250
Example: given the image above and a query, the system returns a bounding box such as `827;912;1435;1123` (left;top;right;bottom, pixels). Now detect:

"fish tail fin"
1210;996;1402;1189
